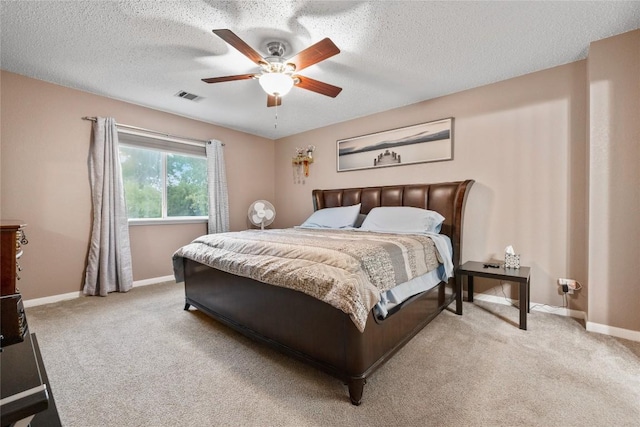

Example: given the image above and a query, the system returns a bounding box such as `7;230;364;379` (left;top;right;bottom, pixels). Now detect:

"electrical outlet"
558;278;580;294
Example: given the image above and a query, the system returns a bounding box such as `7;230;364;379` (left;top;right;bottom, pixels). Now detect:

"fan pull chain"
274;96;279;129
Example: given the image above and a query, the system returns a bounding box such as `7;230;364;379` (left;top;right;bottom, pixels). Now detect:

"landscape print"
337;118;453;172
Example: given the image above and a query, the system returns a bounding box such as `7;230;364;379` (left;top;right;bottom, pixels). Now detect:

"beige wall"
587;30;640;333
1;30;637;335
0;71;274;300
275;61;589;314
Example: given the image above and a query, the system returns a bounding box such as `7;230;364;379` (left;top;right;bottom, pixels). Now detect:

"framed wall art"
336;117;453;172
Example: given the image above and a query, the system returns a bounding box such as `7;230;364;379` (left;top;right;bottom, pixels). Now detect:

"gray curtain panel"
206;140;230;234
84;117;134;296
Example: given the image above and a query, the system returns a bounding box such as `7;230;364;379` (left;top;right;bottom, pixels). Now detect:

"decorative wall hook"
292;145;315;184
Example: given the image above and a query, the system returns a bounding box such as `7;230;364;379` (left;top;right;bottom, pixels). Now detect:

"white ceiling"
2;1;639;140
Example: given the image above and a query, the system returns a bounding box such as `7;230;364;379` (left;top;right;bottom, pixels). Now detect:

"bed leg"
184;302;191;311
347;378;366;406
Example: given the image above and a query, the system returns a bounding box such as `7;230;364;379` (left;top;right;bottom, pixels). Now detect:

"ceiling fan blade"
267;95;282;108
212;29;267;66
202;74;256;84
287;38;340;72
295;76;342;98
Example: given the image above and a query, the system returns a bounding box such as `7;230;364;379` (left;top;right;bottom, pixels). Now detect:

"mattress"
374;268;442;318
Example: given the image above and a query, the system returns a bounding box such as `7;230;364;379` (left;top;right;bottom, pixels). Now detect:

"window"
118;132;208;224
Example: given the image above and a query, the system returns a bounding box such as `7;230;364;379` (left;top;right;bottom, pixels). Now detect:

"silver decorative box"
505;253;520;269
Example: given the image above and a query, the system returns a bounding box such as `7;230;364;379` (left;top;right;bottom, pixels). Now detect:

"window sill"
128;217;208;226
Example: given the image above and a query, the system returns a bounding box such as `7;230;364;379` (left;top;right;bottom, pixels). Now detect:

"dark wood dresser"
1;222;62;426
1;220;28;296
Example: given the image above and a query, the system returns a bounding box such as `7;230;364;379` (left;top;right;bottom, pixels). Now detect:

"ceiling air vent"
175;90;202;101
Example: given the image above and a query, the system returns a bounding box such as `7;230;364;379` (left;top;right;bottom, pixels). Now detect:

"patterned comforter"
173;228;443;332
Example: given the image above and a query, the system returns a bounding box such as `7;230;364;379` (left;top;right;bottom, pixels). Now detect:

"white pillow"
299;203;361;229
360;206;445;234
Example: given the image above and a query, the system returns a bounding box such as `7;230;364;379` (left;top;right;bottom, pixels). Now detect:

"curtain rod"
82;116;224;146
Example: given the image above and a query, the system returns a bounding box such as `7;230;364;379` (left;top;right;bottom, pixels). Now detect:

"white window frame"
118;130;208;226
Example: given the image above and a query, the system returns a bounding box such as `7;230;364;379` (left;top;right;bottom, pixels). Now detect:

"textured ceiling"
2;1;640;139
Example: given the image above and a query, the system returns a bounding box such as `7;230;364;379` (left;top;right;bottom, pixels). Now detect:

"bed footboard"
182;258;453;405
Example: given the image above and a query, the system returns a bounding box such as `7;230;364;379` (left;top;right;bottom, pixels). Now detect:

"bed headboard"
312;180;474;269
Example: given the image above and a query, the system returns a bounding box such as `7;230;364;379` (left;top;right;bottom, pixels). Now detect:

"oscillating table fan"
248;200;276;230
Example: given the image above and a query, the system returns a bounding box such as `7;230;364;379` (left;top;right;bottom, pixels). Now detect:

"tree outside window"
120;145;207;220
167;153;208;217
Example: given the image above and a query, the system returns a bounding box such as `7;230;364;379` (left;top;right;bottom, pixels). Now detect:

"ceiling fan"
202;29;342;107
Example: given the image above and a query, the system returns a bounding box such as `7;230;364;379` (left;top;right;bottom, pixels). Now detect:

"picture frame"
336;117;453;172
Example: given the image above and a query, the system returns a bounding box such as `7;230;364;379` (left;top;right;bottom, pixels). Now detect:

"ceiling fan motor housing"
266;41;286;58
262;41;295;74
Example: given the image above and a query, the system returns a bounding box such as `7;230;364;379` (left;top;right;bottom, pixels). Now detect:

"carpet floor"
25;281;640;426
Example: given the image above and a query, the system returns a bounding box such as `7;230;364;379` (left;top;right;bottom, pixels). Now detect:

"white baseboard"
586;321;640;342
469;292;639;342
23;290;83;308
23;275;175;308
531;305;586;320
132;275;175;288
469;292;587;320
23;281;639;342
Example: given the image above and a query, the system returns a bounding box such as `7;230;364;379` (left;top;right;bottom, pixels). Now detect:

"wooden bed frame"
181;180;474;405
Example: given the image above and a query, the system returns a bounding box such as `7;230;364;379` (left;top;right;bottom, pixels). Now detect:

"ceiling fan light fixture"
259;72;294;97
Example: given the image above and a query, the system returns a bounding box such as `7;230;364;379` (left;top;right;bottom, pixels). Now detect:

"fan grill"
248;200;276;230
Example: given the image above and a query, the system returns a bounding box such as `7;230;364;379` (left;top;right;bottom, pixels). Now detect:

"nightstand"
456;261;531;330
